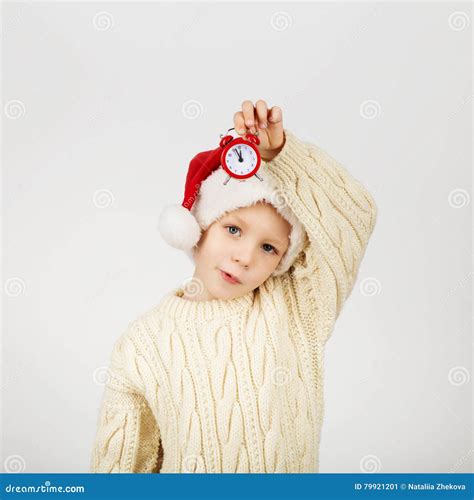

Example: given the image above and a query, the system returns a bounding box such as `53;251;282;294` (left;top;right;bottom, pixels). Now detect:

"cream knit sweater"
89;129;378;473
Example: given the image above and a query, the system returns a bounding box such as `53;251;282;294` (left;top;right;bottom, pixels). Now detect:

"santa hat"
158;136;306;276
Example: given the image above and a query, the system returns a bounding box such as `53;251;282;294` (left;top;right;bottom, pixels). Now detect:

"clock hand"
236;147;243;162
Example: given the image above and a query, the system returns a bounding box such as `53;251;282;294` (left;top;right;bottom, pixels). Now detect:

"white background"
2;1;472;473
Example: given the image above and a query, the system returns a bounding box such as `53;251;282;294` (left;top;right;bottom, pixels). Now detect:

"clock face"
224;143;258;176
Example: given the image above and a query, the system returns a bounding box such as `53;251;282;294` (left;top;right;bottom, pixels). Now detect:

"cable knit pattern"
89;129;377;473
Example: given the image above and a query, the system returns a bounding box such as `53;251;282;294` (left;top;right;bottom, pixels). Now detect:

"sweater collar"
157;287;255;323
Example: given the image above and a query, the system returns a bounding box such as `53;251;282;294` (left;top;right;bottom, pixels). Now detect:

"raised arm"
263;129;378;325
90;323;163;473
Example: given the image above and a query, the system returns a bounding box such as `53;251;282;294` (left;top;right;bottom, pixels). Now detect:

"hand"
233;99;285;162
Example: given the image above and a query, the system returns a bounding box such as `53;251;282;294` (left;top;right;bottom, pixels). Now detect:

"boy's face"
189;202;291;301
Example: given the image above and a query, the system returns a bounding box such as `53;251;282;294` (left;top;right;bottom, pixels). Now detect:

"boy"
90;99;377;473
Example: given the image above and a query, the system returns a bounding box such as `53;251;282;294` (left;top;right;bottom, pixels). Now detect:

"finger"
268;106;283;126
233;111;246;135
255;99;268;129
241;100;257;134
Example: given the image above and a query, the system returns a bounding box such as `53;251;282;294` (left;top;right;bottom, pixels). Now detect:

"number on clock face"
225;144;257;175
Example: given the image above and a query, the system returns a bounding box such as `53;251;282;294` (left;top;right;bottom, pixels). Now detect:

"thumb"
265;106;284;148
267;106;283;128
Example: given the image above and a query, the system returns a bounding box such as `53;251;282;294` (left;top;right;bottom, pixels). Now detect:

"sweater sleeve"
263;129;378;330
90;322;163;473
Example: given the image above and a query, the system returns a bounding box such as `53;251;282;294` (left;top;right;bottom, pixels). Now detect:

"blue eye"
262;243;277;255
226;225;241;236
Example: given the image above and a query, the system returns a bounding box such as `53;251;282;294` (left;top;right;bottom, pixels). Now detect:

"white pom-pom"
158;204;202;250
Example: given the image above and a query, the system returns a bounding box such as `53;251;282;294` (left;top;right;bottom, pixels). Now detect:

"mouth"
219;269;242;285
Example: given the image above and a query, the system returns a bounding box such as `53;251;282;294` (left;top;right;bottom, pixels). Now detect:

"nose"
232;256;249;268
231;242;256;268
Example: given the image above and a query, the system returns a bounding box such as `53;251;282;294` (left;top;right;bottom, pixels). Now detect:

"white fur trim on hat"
274;205;307;276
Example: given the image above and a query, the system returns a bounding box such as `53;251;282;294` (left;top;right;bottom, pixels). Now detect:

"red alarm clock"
219;129;263;185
